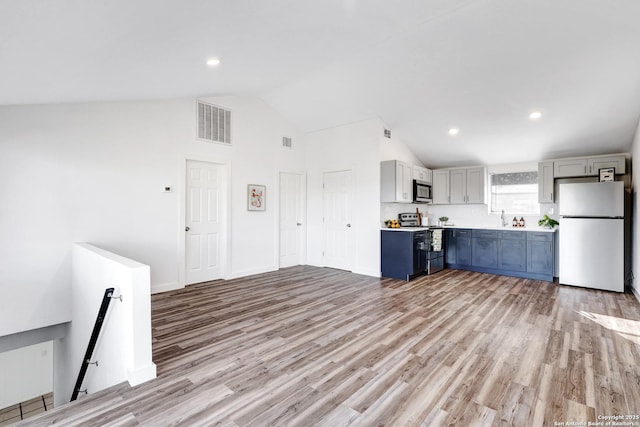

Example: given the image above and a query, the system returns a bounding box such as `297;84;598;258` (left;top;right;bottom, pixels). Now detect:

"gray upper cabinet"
441;167;486;205
449;169;467;204
466;167;486;204
538;161;554;203
432;169;450;204
381;160;412;203
553;158;588;177
413;165;432;184
553;155;625;178
588;156;625;175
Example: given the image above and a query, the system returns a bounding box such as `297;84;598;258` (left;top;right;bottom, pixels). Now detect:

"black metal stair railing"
70;287;116;402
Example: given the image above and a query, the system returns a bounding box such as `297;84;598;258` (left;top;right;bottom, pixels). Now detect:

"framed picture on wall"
247;184;266;211
599;167;614;182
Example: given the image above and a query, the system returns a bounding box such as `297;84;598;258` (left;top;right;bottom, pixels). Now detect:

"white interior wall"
190;96;305;278
0;100;187;336
0;341;53;408
0;96;304;336
305;118;381;277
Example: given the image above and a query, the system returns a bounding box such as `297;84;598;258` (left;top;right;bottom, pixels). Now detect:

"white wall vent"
196;100;231;144
384;128;391;139
282;136;293;148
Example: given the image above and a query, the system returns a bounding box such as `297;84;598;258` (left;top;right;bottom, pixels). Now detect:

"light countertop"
381;225;557;233
441;225;557;233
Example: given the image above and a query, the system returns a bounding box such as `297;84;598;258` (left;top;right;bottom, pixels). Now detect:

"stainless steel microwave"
413;180;432;203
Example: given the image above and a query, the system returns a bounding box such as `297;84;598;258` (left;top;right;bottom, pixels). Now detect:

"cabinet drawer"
453;229;472;238
499;231;526;240
472;230;498;239
527;232;553;242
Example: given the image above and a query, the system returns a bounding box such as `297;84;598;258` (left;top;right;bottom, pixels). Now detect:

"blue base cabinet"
498;231;526;272
445;228;555;281
381;230;427;281
527;232;554;275
445;229;471;266
472;230;498;268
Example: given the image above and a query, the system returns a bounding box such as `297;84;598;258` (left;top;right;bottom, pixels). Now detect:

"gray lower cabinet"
445;228;554;281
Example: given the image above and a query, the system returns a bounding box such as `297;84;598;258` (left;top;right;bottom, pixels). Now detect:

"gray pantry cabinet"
445;228;555;281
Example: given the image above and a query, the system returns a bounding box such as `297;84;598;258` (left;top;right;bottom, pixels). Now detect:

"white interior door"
279;172;304;268
186;160;224;284
323;170;353;271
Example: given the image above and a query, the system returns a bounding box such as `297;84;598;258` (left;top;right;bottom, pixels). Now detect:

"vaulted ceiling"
2;0;640;167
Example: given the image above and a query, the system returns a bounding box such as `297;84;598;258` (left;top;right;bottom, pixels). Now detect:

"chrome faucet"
501;210;508;227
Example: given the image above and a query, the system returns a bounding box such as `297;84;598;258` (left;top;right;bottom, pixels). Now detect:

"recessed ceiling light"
206;58;221;67
448;128;459;136
529;111;543;120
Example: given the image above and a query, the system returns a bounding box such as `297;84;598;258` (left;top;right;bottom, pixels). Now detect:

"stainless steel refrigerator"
558;181;624;292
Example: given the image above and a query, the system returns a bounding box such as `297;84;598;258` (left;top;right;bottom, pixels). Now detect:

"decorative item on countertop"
438;216;449;226
385;219;401;228
538;215;559;229
519;217;525;227
416;208;421;226
512;217;518;227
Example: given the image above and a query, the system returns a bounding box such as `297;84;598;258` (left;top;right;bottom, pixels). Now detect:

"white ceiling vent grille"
282;136;292;148
197;100;231;144
384;128;391;139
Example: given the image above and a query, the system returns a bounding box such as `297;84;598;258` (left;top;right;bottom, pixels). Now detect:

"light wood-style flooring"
18;266;640;426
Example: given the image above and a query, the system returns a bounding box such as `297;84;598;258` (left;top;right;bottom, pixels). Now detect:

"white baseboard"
632;285;640;304
127;362;157;387
151;281;181;294
227;265;278;280
352;267;381;278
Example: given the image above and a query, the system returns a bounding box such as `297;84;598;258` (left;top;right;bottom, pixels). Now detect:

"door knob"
346;224;351;228
185;226;190;231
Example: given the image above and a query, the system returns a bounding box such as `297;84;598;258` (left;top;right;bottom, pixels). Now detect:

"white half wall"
53;243;156;407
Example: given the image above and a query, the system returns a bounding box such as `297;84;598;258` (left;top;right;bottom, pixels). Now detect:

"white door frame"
178;158;230;287
276;170;307;268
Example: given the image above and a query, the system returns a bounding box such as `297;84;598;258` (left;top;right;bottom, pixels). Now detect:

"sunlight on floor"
578;311;640;344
